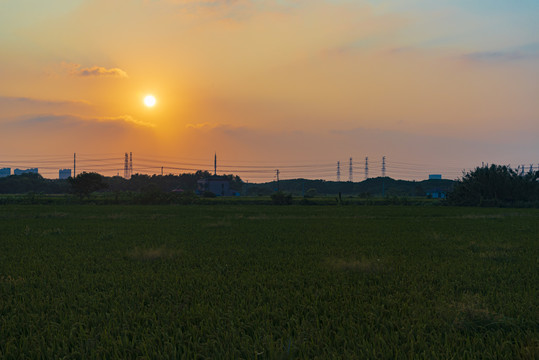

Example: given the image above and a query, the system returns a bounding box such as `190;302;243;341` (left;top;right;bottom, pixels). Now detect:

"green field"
1;205;538;358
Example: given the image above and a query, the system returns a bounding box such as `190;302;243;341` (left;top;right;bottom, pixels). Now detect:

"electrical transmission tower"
337;161;341;182
123;152;129;179
349;157;353;182
382;156;386;177
364;157;369;180
129;152;133;177
275;169;280;191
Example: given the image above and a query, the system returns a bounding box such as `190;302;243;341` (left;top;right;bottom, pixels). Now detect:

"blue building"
14;168;39;175
197;175;234;196
59;169;72;179
428;174;442;180
426;189;446;199
0;168;10;177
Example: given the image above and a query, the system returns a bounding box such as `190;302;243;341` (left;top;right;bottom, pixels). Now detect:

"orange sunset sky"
1;0;538;181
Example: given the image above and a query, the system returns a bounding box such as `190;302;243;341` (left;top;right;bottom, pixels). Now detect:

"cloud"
65;63;128;78
462;43;539;63
185;122;221;130
0;96;90;106
464;51;529;62
96;115;155;128
0;95;92;120
12;113;154;128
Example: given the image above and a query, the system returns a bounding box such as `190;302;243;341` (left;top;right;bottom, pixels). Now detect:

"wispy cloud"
463;43;539;63
0;96;90;106
185;122;219;130
0;95;92;120
64;63;128;78
464;51;529;62
96;115;155;128
14;114;154;128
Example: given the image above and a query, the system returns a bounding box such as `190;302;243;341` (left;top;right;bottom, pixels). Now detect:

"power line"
2;153;533;182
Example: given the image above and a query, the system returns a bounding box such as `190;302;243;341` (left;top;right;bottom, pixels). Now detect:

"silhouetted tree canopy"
0;173;69;194
447;165;539;207
69;172;108;199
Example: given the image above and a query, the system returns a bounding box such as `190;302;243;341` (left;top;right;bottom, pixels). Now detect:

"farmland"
1;205;538;358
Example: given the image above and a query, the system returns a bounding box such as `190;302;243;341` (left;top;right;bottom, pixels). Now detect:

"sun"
144;95;156;107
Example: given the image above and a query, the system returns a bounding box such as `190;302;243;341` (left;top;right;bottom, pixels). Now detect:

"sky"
0;0;538;181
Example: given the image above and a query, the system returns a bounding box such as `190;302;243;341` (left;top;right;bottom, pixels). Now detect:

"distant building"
59;169;72;179
426;189;446;199
14;168;38;175
197;175;234;196
0;168;10;177
429;174;442;180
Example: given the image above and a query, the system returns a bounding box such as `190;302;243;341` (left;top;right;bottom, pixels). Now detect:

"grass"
0;204;538;358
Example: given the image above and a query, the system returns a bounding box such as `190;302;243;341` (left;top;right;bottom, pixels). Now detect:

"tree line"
2;165;538;207
0;171;243;196
447;164;539;207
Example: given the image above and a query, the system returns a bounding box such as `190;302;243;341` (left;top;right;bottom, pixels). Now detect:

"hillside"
245;177;454;197
0;172;454;197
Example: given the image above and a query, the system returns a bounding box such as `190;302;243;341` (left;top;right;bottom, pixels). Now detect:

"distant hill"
245;177;454;197
0;171;454;197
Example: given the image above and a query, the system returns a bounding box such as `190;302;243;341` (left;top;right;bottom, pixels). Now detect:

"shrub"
271;191;293;205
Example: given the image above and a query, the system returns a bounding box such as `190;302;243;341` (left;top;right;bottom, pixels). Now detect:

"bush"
304;188;317;198
271;191;293;205
203;191;216;198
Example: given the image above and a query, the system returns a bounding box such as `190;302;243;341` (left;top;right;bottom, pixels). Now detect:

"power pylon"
129;152;133;177
123;152;129;179
365;157;369;180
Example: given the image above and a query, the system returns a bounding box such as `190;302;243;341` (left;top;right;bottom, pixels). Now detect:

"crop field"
0;204;538;359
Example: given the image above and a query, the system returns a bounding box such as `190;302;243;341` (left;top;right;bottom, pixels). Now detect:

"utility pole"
73;153;76;177
337;161;341;182
214;153;217;175
161;166;164;176
276;169;280;191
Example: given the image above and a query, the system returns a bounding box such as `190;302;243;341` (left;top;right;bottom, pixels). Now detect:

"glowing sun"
144;95;156;107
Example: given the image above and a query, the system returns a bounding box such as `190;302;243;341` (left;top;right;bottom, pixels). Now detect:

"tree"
447;165;539;206
304;188;317;198
271;191;293;205
69;172;108;199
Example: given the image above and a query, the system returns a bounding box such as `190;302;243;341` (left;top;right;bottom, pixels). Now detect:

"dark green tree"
271;191;293;205
447;165;539;206
69;172;108;199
